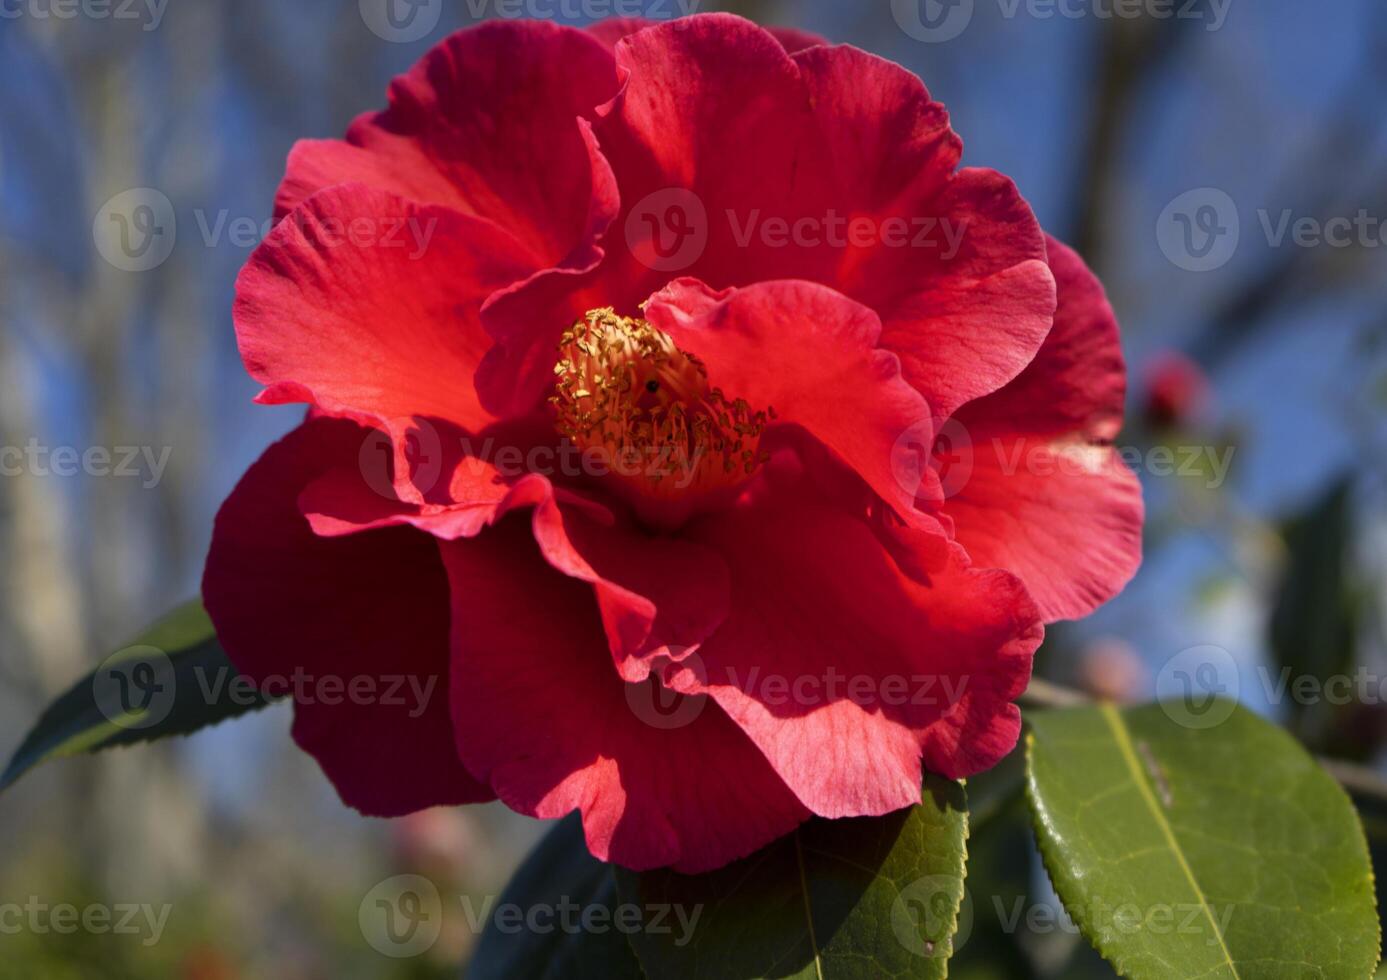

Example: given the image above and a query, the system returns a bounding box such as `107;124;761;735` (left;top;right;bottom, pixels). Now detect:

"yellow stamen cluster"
551;308;772;500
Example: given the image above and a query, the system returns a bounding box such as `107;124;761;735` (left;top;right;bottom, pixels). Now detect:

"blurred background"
1;0;1385;976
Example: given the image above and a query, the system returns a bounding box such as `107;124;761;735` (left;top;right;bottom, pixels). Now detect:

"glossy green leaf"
0;599;269;792
614;774;969;979
468;813;644;979
1026;701;1379;978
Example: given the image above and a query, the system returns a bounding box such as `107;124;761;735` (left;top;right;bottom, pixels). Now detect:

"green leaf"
468;813;644;979
0;599;270;792
1269;476;1366;751
1026;701;1380;978
614;774;969;979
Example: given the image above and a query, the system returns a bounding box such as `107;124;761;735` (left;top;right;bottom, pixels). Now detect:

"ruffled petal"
870;169;1057;422
586;15;826;53
584;15;656;50
295;418;729;675
767;25;829;53
645;277;946;531
526;497;730;678
603;23;1051;410
596;14;814;293
665;496;1041;817
202;418;491;815
441;516;810;872
274;20;621;273
786;44;1056;418
477;14;811;416
480;18;1052;421
234;185;536;498
944;237;1144;621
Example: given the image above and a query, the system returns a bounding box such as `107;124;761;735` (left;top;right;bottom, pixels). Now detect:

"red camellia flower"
1143;350;1209;430
204;14;1143;872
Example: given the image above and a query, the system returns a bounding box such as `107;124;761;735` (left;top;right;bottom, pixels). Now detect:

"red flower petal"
787;45;1055;419
274;20;622;271
766;26;829;53
596;14;813;293
587;15;826;54
527;497;730;678
202;418;490;815
476;15;809;416
584;15;656;50
945;238;1144;621
645;277;947;532
295;428;728;677
441;517;810;872
666;497;1041;817
234;185;536;498
597;22;1052;418
859;164;1055;422
298;459;560;542
488;18;1049;420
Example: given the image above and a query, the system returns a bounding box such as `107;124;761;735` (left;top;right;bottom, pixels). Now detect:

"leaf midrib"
1100;702;1241;979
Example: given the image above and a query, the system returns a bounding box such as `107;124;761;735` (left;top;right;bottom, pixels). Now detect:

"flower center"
551;308;771;507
